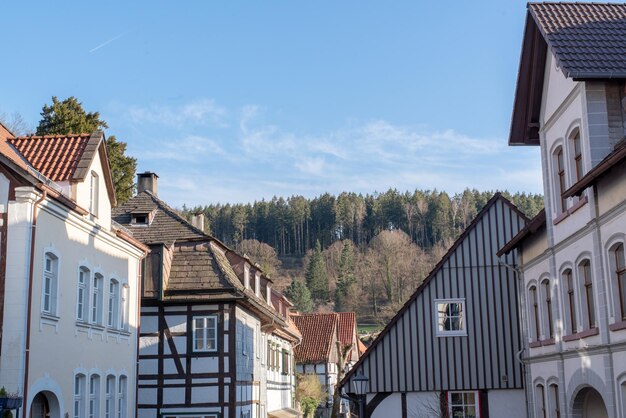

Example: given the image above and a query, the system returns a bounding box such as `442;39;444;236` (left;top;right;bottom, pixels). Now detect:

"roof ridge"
143;190;210;237
13;133;92;140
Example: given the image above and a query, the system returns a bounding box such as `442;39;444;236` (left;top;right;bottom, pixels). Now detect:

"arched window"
549;383;561;418
108;279;120;328
90;171;99;217
117;375;127;418
42;252;59;315
542;279;554;339
570;129;583;182
89;374;100;418
563;269;577;334
579;260;596;329
77;267;90;321
536;384;547;418
612;243;626;321
74;373;86;418
105;375;116;418
91;273;103;325
121;284;130;332
529;286;541;341
553;146;567;213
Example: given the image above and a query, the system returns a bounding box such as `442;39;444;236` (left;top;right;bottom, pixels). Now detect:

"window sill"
553;196;588;225
529;338;555;348
609;320;626;332
435;331;467;337
41;313;60;322
562;327;599;341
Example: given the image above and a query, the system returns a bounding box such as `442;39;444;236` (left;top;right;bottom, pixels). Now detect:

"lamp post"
352;373;368;418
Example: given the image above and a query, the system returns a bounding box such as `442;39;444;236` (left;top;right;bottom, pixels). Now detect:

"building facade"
500;3;626;417
342;194;528;418
0;128;146;418
113;173;301;418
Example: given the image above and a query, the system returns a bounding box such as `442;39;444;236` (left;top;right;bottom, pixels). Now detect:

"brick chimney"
137;172;158;196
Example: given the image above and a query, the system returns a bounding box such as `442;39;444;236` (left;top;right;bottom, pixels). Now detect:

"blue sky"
2;1;547;206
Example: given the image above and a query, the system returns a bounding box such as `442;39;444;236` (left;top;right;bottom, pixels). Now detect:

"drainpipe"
134;259;143;418
498;255;532;417
22;189;47;413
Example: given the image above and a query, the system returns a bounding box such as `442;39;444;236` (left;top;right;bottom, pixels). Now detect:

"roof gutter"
22;189;47;413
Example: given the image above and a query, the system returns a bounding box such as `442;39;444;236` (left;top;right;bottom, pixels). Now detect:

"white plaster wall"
21;191;143;417
74;149;112;229
488;389;526;418
266;333;295;412
0;187;35;393
541;51;578;125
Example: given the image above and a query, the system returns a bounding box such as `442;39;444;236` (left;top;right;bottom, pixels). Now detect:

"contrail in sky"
89;34;123;53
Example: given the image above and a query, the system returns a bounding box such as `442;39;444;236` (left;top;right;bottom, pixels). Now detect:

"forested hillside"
181;188;543;324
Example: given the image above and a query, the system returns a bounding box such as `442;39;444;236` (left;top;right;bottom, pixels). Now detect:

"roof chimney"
137;172;158;196
191;212;205;232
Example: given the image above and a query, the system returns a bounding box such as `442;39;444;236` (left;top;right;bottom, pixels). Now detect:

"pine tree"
335;240;356;311
285;279;313;313
35;96;136;205
305;240;329;301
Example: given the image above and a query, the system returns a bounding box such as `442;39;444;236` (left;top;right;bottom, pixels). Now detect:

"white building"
0;127;146;418
500;3;626;417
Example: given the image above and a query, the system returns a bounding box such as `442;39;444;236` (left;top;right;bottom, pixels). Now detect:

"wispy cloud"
112;98;542;206
89;34;123;53
127;99;228;128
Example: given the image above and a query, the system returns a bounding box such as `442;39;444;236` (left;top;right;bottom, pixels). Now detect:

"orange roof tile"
0;125;30;172
291;313;337;364
336;312;356;346
357;338;367;355
9;134;91;182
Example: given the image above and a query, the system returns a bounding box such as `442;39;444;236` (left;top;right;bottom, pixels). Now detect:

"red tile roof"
291;313;337;364
0;123;30;172
336;312;356;346
9;134;91;182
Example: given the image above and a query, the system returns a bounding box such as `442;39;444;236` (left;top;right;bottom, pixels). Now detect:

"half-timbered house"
341;193;528;418
0;127;146;418
112;172;301;418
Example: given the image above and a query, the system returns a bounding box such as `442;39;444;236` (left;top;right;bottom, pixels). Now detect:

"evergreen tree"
335;240;356;311
285;279;313;313
36;96;108;135
106;136;137;205
305;240;329;301
35;96;137;205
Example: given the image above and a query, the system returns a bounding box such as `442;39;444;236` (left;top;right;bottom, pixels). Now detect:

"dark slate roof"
112;191;206;244
529;2;626;79
167;241;235;293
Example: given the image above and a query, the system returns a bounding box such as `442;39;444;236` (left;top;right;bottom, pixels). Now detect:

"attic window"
131;214;149;225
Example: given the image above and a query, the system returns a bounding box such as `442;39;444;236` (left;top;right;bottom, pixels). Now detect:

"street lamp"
352;373;368;418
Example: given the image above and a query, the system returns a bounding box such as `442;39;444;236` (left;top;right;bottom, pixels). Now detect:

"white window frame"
77;267;90;321
448;390;480;418
91;273;104;325
42;252;59;315
90;170;99;217
105;375;116;418
117;375;127;418
121;284;130;332
193;315;218;352
108;279;120;328
74;373;86;418
434;298;466;336
89;374;100;418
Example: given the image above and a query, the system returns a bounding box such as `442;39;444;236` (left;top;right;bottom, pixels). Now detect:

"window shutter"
479;390;490;418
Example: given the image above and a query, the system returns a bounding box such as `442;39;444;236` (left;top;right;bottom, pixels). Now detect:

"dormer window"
131;213;149;225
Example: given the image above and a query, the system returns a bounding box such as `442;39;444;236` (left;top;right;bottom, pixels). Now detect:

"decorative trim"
563;327;599;341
